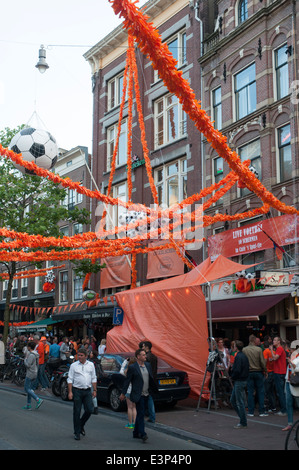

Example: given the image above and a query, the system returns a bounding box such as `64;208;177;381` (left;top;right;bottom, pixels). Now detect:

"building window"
60;225;69;237
11;279;18;299
238;139;261;196
21;275;28;298
154;30;187;82
154;94;187;148
73;272;84;302
35;273;42;295
107;72;125;111
234;63;256;120
242;250;264;273
275;45;289;100
278;124;292;182
59;271;68;303
107;182;127;231
2;280;8;300
73;223;83;235
238;0;248;25
155;158;187;207
168;30;187;67
212;87;222;130
107;120;127;171
213;157;224;205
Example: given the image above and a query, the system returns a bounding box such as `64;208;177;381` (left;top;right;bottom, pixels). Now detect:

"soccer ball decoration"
9;127;58;175
42;270;56;293
237;165;259;189
235;270;252;293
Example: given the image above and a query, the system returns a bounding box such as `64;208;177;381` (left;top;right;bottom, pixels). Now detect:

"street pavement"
0;380;297;451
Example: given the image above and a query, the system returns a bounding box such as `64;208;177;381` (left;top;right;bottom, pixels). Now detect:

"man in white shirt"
67;348;97;440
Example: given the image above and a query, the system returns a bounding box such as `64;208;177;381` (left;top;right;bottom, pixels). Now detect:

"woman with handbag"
282;340;299;432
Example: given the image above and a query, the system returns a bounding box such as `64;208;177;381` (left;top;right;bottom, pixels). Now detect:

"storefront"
52;303;115;342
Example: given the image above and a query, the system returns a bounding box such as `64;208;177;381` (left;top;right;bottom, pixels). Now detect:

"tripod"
196;339;233;412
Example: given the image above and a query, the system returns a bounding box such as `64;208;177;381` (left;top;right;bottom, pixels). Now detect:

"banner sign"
208;214;299;260
146;239;184;279
100;255;131;289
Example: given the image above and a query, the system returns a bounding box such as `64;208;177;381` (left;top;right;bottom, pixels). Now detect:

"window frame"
73;271;84;302
237;0;248;25
106;119;128;171
212;86;222;130
154;93;187;149
59;270;69;304
237;138;261;197
274;44;289;101
234;62;256;121
107;72;126;111
154;157;187;208
154;29;187;82
277;123;292;182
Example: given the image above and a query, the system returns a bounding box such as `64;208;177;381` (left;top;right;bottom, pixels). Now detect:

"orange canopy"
107;255;257;398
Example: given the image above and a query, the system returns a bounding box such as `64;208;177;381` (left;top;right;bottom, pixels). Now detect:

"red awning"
210;293;289;322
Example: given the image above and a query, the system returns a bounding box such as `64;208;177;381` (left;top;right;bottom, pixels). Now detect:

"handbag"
289;372;299;387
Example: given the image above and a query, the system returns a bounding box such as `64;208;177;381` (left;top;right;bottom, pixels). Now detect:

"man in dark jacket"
139;340;157;423
120;348;158;442
230;340;249;429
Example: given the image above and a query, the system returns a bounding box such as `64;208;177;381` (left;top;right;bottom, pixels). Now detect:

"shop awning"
16;317;62;332
210;292;289;322
52;305;115;322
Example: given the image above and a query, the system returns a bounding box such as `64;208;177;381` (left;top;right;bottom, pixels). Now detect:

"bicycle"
285;419;299;450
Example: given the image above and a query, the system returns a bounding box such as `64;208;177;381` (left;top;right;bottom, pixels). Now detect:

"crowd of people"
0;332;157;443
213;335;299;431
1;330;299;441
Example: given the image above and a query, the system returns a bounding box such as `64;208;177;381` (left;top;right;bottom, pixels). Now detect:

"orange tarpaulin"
107;255;257;398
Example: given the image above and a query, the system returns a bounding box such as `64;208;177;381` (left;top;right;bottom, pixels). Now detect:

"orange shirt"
36;342;45;365
263;348;274;373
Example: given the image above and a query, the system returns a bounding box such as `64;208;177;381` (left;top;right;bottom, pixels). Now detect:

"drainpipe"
194;1;206;260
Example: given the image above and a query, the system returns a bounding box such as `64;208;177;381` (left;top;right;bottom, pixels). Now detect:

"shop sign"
83;311;113;320
260;271;289;287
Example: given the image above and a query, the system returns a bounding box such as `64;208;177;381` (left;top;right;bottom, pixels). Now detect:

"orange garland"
110;0;299;217
0;0;298;286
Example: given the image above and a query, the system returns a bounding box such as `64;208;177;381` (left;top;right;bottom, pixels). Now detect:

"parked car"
96;353;191;412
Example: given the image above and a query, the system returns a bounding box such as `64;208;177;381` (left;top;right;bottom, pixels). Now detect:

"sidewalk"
151;397;298;450
1;380;297;450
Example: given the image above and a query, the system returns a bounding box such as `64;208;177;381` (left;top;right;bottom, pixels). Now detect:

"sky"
0;0;147;152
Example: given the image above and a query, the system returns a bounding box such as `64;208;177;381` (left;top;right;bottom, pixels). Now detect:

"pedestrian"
0;334;5;380
98;339;106;355
263;340;277;413
243;334;268;417
230;340;249;429
32;335;49;391
119;357;137;429
120;348;158;443
269;336;287;416
139;340;157;424
67;347;97;441
60;337;70;364
282;340;299;431
23;341;44;410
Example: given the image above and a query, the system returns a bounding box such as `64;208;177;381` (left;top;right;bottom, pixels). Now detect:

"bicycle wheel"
285;420;299;450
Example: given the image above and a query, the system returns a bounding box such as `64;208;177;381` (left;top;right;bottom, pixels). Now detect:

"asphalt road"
0;389;209;453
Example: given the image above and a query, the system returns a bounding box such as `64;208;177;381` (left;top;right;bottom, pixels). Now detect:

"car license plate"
159;379;176;385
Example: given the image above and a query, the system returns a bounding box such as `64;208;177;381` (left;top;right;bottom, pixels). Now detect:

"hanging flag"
260;228;285;261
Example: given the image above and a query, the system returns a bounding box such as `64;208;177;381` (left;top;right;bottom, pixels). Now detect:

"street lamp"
35;45;49;74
